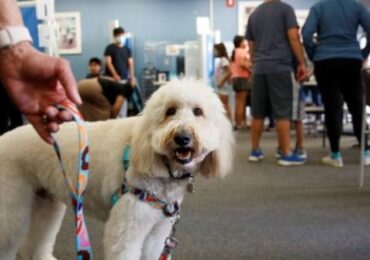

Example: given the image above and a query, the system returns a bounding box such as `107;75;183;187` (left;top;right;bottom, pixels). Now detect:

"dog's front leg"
142;218;173;260
103;194;162;260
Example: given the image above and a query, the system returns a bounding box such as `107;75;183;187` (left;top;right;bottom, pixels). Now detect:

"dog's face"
131;79;234;178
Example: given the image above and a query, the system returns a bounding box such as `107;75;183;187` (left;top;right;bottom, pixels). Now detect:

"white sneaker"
322;155;343;167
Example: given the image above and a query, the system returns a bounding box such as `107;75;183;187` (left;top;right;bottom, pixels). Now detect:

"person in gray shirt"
246;0;307;166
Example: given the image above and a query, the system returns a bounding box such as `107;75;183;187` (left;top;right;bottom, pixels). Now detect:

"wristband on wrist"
0;26;33;50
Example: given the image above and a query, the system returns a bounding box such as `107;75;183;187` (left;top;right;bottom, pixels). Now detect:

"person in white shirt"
214;43;232;120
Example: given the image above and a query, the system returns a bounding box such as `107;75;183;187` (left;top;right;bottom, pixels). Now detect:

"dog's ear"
130;118;156;177
199;111;234;178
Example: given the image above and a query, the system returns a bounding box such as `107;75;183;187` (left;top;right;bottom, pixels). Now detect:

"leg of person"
341;59;370;164
250;118;265;161
244;90;249;127
78;78;111;121
267;72;305;166
235;90;247;128
295;120;304;150
315;60;344;167
233;78;248;129
276;119;291;155
218;93;232;120
294;87;307;160
249;74;269;162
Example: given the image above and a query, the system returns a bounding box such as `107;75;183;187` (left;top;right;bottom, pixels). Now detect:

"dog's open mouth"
174;147;194;164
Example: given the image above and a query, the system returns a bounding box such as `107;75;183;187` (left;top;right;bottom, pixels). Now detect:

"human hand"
363;59;369;68
296;63;308;82
0;42;82;144
129;77;136;87
113;74;121;81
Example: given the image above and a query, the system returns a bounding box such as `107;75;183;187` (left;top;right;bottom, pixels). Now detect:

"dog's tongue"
176;150;192;160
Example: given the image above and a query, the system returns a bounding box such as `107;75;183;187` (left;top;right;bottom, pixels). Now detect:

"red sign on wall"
226;0;235;8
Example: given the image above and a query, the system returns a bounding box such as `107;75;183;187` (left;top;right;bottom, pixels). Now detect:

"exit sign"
226;0;235;7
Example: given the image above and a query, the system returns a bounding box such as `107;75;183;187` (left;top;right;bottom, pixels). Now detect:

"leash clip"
187;176;195;193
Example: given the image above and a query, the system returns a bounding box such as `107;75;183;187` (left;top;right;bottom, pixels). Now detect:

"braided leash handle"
52;102;93;260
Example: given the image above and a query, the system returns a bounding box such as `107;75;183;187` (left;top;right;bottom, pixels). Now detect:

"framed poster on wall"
55;12;81;54
238;1;262;35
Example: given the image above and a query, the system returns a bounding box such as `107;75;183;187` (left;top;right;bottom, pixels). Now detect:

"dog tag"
187;177;195;193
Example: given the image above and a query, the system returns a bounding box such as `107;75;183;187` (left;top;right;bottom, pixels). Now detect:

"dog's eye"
193;107;203;116
166;107;176;116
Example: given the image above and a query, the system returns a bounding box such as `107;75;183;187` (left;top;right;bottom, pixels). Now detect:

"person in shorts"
246;0;307;166
78;77;133;121
230;35;252;130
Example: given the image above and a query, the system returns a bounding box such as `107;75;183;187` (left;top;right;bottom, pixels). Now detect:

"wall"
55;0;318;80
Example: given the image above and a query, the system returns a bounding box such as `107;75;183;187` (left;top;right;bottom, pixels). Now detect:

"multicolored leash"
52;102;93;260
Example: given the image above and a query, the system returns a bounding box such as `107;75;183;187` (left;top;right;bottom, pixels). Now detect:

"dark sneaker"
249;149;265;162
278;153;306;166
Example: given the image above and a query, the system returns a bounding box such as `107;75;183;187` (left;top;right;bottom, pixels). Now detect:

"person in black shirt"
104;27;136;87
78;77;133;121
86;57;102;79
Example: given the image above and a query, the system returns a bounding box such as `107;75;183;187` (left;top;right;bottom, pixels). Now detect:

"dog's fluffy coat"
0;80;234;260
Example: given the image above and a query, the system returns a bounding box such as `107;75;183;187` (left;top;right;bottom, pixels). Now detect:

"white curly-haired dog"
0;79;234;260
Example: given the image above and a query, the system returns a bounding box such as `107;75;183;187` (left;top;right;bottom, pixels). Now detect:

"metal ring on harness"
162;201;180;217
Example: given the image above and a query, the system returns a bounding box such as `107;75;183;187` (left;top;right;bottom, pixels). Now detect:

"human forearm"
0;0;23;26
107;62;119;78
129;58;135;79
111;96;124;118
219;71;231;87
290;40;305;65
288;29;305;65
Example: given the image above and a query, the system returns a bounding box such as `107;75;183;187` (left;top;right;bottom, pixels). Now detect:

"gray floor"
54;131;370;260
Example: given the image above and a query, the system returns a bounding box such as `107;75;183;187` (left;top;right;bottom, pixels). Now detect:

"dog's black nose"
174;133;191;146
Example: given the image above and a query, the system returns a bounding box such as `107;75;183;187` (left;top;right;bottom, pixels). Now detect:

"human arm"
105;55;121;81
218;67;232;88
236;49;252;72
358;3;370;60
128;57;136;87
0;0;81;144
287;28;307;81
111;95;125;118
